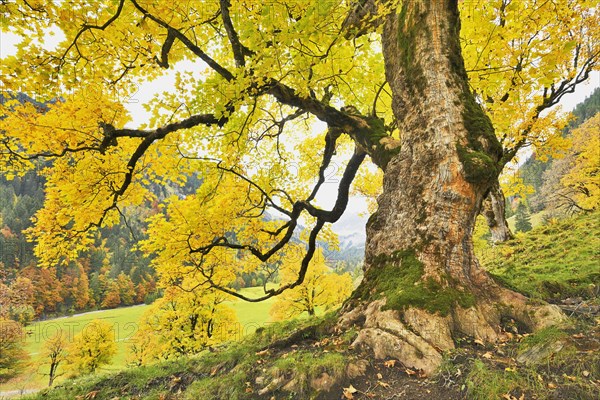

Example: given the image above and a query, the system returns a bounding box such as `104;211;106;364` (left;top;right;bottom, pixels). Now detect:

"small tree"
65;320;116;376
100;281;121;309
135;285;238;360
127;328;159;367
43;330;68;386
0;319;28;382
116;272;136;306
270;249;353;320
515;203;533;233
560;113;600;212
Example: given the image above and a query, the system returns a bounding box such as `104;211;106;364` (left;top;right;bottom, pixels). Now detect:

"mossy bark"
339;0;564;376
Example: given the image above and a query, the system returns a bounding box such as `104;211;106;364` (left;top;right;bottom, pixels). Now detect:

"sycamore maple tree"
42;330;68;386
130;283;238;363
64;319;117;376
1;0;599;374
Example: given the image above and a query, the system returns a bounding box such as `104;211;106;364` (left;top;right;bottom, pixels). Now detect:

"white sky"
2;27;599;240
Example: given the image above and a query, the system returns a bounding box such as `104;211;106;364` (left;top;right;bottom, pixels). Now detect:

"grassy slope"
17;212;600;399
1;287;274;392
229;286;276;336
479;211;600;301
23;315;345;400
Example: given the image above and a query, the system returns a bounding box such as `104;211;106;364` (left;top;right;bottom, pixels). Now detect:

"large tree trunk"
339;0;563;375
482;180;514;242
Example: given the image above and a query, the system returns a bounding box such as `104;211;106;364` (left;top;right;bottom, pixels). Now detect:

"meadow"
1;286;275;392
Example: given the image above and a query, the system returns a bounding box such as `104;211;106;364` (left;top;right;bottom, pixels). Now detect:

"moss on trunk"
353;250;475;316
397;3;428;96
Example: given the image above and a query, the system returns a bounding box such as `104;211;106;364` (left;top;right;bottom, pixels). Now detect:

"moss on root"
354;250;475;316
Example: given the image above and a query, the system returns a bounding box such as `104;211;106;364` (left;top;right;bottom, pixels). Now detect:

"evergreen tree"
515;203;533;233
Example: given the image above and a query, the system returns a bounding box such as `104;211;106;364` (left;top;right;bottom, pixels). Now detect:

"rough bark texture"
339;0;564;376
482;180;514;242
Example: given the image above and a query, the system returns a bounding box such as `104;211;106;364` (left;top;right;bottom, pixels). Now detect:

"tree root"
338;290;567;376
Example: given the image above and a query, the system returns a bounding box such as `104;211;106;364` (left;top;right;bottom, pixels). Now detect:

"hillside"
24;212;600;400
0;286;279;394
480;211;600;301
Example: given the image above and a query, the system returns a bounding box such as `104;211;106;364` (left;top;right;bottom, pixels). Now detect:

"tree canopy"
1;0;597;303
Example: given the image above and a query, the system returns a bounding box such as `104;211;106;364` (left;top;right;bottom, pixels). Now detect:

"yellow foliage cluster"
64;319;117;376
461;0;598;158
270;248;353;320
128;285;237;365
561;113;600;211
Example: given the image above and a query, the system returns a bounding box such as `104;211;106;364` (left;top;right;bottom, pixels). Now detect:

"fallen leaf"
255;349;269;356
378;381;390;388
345;385;357;394
482;352;493;359
572;333;584;339
84;391;99;400
384;359;397;368
583;370;590;377
405;368;416;376
377;373;383;380
548;382;557;389
474;339;485;346
343;384;357;399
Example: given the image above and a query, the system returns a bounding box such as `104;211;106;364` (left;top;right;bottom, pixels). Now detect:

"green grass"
463;325;600;400
478;211;600;300
227;286;275;336
1;305;149;392
465;359;534;400
0;286;276;392
24;313;341;400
